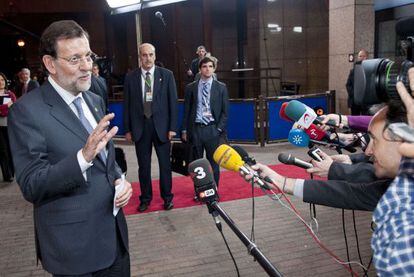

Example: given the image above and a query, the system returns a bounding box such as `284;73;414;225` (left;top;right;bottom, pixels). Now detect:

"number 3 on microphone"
194;167;206;179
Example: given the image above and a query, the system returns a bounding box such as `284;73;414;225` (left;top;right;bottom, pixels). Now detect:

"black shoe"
164;201;174;210
138;202;149;212
4;177;13;183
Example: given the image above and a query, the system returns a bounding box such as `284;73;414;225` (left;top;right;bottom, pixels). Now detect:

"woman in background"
0;72;16;182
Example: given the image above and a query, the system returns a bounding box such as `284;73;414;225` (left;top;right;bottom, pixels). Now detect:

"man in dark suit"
123;43;178;212
186;45;207;80
14;68;40;98
346;49;368;115
182;56;229;187
8;20;132;276
90;63;109;113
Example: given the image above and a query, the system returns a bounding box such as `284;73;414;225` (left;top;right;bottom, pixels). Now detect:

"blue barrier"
109;92;332;142
267;96;329;141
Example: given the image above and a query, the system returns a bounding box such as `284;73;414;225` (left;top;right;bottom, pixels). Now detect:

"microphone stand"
155;15;189;69
207;201;283;277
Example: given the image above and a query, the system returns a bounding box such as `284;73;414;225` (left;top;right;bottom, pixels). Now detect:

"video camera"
354;16;414;106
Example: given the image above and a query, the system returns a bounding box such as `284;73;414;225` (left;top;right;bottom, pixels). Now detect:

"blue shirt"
195;78;214;124
372;157;414;276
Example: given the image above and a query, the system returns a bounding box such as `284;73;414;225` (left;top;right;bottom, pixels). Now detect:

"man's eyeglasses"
57;52;97;66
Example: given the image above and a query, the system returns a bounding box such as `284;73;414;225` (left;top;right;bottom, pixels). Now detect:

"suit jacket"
8;81;128;275
89;75;109;113
123;66;178;143
15;79;40;98
182;79;229;142
304;161;391;211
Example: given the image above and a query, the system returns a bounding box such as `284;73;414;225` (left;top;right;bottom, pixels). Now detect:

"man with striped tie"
182;56;229;190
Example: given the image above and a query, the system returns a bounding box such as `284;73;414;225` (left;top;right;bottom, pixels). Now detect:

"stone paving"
0;142;376;276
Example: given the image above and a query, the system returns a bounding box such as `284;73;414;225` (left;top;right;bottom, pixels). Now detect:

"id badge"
146;91;153;102
202;110;212;117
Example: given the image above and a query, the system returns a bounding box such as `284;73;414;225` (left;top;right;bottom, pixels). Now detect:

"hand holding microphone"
213;144;274;190
306;151;333;177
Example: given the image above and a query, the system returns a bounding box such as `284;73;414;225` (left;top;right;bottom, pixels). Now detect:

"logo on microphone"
200;189;216;199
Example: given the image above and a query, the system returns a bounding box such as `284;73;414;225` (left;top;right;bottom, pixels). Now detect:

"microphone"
285;100;339;128
278;153;313;169
188;158;218;203
279;102;293;122
232;145;273;184
288;128;357;153
155;11;166;26
213;144;272;190
232;145;256;166
288;128;310;147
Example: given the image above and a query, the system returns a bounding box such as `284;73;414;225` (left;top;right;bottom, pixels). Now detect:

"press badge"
146;91;153;102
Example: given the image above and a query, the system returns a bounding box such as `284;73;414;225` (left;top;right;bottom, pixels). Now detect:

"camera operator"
243;107;403;212
371;69;414;276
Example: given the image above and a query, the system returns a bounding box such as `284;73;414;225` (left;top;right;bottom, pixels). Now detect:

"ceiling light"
106;0;141;8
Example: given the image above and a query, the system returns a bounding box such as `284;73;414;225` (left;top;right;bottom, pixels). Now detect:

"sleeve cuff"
293;179;305;199
77;150;93;180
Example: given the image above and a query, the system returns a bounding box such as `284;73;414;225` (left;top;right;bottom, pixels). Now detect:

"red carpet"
123;164;325;215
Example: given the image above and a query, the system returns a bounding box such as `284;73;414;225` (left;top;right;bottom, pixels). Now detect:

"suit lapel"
210;80;218;108
153;67;161;101
42;81;89;143
82;92;103;124
134;69;144;110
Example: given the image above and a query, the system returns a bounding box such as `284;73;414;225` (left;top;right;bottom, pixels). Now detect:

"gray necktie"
73;97;106;164
201;82;211;125
143;72;152;118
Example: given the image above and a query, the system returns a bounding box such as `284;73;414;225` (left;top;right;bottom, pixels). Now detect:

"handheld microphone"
279;102;293;122
288;128;310;147
188;158;218;203
278;153;313;169
213;144;272;190
155;11;166;26
232;145;273;184
232;145;256;166
285;100;339;128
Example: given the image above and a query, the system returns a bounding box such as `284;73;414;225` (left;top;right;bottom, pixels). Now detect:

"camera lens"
354;58;413;106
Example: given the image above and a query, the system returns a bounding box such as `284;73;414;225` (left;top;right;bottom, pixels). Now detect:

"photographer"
371;69;414;276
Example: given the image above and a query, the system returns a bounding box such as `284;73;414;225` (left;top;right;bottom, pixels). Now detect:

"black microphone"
188;158;221;226
278;153;313;169
232;145;274;185
188;158;218;203
155;11;166;26
232;145;256;166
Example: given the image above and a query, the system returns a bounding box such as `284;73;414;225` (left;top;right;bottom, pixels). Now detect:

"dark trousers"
192;124;221;186
0;126;14;181
53;226;130;277
135;118;173;204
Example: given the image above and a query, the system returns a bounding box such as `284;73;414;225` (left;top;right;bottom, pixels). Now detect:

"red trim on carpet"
123;164;325;215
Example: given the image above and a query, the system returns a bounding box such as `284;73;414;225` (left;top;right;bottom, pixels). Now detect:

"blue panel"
227;102;256;141
268;96;328;141
108;102;125;135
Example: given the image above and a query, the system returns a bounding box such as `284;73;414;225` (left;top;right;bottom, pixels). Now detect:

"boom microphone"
155;11;166;26
213;144;272;190
278;153;313;169
188;158;218;203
